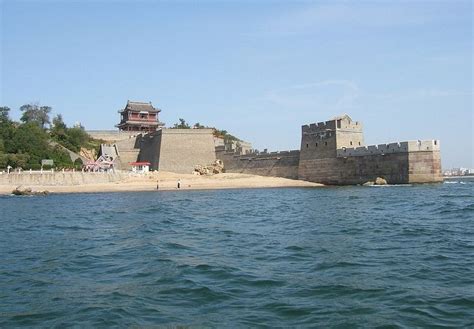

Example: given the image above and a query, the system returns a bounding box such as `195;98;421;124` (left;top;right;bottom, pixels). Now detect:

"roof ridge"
128;100;152;104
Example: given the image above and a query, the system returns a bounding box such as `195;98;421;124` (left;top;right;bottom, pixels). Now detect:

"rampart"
86;130;139;142
336;140;440;157
299;139;441;185
139;129;216;174
90;115;441;185
216;147;300;179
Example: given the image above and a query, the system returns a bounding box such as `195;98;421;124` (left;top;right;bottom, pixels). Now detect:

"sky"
0;0;472;168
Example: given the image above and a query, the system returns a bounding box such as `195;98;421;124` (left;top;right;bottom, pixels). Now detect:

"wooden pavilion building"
116;100;164;133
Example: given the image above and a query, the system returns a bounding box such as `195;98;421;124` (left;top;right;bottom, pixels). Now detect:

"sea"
0;179;473;328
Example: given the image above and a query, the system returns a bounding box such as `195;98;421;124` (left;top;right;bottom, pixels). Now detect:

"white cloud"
248;2;452;37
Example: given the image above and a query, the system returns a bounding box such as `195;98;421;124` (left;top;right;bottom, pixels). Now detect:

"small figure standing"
156;180;160;190
177;179;181;189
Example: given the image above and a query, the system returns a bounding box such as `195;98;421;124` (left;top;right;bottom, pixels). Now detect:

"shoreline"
0;172;323;195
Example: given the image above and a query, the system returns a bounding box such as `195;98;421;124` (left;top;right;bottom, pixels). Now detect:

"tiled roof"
122;101;161;113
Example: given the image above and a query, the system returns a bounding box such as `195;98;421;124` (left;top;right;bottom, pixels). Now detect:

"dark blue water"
1;180;473;328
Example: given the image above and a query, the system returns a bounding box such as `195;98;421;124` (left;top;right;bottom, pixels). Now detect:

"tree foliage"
20;104;51;128
171;118;241;142
0;106;10;123
172;118;191;129
51;114;89;152
0;104;96;169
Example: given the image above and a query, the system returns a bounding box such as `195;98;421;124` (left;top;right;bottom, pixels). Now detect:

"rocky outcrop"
363;177;388;186
193;159;225;175
12;186;50;196
79;147;96;161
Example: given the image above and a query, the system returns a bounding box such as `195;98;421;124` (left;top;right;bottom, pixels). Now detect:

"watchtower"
299;114;364;160
116;100;165;133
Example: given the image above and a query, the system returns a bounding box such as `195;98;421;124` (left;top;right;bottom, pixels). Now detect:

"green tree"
193;122;206;129
51;114;68;144
11;122;50;165
0;120;17;154
50;114;90;152
20;104;52;128
0;106;10;123
172;118;191;129
66;126;89;152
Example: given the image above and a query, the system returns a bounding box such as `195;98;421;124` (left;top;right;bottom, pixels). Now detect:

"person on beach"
156;180;159;190
177;179;181;189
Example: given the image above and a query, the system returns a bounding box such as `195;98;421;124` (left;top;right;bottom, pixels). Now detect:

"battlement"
218;148;300;160
245;150;300;160
336;140;440;157
302;121;336;133
302;115;362;134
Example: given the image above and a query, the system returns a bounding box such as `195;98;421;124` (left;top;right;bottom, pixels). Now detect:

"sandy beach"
0;171;323;195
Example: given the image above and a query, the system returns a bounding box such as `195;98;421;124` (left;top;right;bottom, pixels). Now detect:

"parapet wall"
336;140;440;157
301;117;362;134
86;130;139;142
217;148;300;179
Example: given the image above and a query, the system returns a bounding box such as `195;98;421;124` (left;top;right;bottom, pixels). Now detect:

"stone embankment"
0;171;125;186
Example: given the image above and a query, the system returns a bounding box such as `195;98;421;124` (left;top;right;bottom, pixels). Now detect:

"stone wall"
114;137;141;170
408;150;443;183
298;153;410;185
299;143;442;185
0;171;125;186
139;129;216;174
86;130;139;142
217;148;300;179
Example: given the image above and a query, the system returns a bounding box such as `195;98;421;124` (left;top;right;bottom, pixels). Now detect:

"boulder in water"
375;177;388;185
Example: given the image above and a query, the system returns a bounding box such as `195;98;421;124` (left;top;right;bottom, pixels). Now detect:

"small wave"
285;245;304;251
164;242;191;250
369;184;412;187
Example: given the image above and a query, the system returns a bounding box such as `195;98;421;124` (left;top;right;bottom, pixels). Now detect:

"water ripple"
0;180;473;327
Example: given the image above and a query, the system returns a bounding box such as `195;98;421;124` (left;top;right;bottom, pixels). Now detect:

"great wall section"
85;109;442;185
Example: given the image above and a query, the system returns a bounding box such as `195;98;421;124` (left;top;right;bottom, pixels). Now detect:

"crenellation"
220;114;441;185
335;140;437;158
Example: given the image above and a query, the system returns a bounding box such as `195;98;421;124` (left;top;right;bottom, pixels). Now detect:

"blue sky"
1;0;472;168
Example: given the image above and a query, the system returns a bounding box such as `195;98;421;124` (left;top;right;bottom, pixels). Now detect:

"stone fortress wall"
86;130;142;170
297;115;442;184
215;147;300;180
87;114;442;185
220;115;442;185
86;130;139;142
138;129;216;174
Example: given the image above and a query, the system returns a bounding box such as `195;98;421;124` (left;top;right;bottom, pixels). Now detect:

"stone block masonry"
216;148;300;180
92;115;441;185
219;114;442;185
139;129;216;174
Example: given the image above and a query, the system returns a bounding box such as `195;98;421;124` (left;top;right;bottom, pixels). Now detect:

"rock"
12;186;49;196
193;159;225;176
362;181;375;186
375;177;388;185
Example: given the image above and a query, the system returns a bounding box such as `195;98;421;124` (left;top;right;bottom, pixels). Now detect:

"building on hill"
116;100;164;133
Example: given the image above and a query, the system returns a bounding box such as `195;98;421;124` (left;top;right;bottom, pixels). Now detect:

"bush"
26;163;42;170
